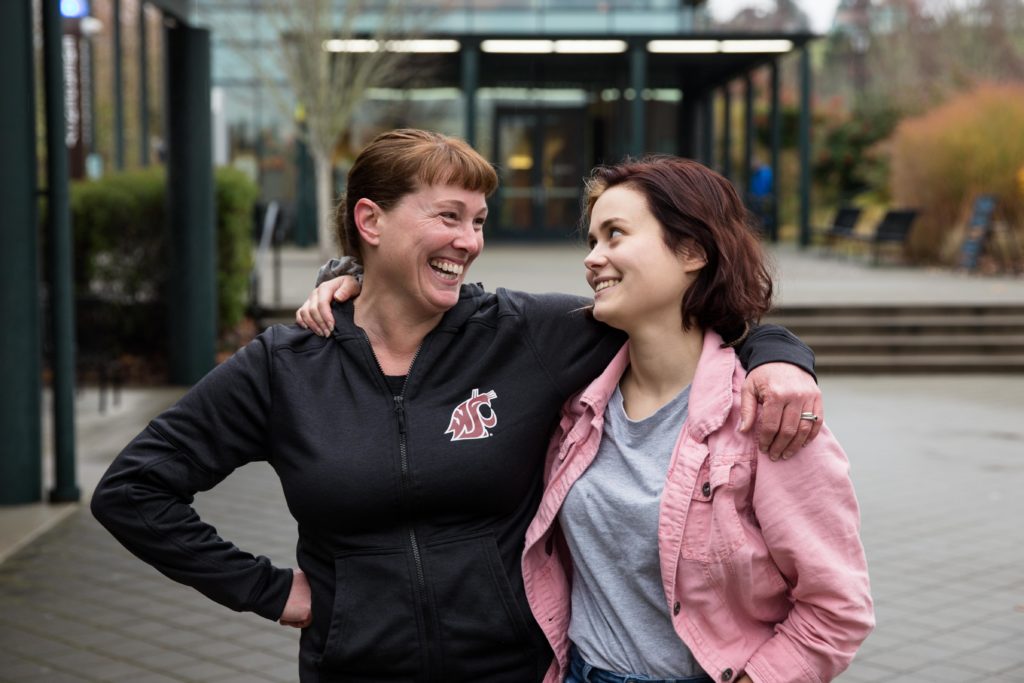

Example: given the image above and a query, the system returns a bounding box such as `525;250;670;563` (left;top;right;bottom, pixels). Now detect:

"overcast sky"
707;0;842;33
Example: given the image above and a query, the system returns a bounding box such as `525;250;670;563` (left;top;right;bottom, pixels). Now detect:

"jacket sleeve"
735;324;816;380
90;329;293;622
505;290;627;400
743;426;874;683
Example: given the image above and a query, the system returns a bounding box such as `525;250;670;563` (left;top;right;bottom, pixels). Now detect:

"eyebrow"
434;198;488;215
589;217;623;238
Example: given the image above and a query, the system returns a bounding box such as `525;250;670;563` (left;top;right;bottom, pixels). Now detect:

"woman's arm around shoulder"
501;289;626;400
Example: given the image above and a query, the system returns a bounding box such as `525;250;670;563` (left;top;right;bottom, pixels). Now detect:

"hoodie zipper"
360;331;435;671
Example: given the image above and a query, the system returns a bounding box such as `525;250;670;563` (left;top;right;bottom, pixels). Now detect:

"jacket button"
701;481;711;497
721;668;733;681
673;601;680;615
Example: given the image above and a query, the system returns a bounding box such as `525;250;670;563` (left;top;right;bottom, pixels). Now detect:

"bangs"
414;143;498;197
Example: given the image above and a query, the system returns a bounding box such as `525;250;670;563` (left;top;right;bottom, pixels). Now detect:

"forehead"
406;183;488;211
589;185;649;227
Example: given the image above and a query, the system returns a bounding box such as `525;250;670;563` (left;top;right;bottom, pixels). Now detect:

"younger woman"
522;157;873;683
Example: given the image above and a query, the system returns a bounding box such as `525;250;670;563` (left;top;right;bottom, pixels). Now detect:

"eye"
440;211;458;222
609;227;625;239
473;216;486;231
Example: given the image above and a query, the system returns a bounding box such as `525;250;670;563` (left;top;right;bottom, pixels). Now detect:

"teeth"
594;279;620;292
429;259;464;275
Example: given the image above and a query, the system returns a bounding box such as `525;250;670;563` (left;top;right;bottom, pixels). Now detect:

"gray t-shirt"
560;383;704;678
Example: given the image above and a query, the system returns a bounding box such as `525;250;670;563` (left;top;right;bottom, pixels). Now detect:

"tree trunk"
313;150;336;263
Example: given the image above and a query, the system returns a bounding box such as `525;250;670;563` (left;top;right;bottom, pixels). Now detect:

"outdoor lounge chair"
847;209;918;265
814;206;862;252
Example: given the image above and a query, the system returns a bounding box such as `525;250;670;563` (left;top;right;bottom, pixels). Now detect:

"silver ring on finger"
799;412;819;422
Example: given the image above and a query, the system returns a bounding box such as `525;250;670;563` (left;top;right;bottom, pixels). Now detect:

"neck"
619;316;703;420
353;279;444;375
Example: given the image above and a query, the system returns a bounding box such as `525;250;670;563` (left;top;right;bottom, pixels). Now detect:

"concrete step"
769;304;1024;372
801;334;1024;354
815;353;1024;373
769;304;1024;317
766;315;1024;335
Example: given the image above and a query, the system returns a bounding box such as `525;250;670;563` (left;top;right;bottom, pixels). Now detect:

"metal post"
113;0;125;170
166;23;216;384
721;84;733;179
0;0;43;504
630;42;647;155
138;0;149;166
461;40;478;147
700;92;714;166
769;60;781;242
743;73;754;198
678;86;697;159
43;0;81;503
799;46;812;248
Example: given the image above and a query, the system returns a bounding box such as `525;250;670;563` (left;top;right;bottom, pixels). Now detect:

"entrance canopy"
387;32;815;94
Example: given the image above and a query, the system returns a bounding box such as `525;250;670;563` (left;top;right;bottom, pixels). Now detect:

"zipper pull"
394;395;407;434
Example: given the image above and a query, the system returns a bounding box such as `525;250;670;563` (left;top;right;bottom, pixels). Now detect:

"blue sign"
61;0;90;19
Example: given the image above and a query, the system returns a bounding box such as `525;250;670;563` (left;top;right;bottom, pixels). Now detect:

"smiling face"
362;183;488;318
584;184;704;334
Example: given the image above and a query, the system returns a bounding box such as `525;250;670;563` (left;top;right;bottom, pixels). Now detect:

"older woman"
93;130;819;683
522;157;873;683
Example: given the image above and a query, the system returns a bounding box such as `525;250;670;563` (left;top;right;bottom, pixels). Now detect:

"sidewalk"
2;244;1022;682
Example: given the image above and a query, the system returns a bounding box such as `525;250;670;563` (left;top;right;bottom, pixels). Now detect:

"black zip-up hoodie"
91;284;812;683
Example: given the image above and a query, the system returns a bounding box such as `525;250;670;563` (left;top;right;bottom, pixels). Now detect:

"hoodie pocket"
425;533;541;678
317;548;421;677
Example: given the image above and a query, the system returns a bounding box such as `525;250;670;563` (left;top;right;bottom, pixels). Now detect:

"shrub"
889;83;1024;264
813;103;901;204
64;167;257;375
214;166;259;331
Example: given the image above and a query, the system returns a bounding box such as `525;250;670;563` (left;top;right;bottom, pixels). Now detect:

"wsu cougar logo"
444;388;498;442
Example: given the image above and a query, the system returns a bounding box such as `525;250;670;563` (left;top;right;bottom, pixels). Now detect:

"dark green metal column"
166;23;216;384
769;59;781;243
113;0;125;169
630;42;647;155
295;129;316;247
678;90;698;159
43;0;81;503
700;92;714;166
721;84;732;179
0;0;43;504
798;46;812;247
138;0;149;166
743;74;755;197
461;41;478;147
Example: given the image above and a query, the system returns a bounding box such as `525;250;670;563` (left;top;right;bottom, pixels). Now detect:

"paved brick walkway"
3;245;1023;682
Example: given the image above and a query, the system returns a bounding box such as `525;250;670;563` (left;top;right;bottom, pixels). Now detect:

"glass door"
493;107;586;239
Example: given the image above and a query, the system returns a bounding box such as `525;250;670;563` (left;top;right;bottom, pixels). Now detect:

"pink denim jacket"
522;332;874;683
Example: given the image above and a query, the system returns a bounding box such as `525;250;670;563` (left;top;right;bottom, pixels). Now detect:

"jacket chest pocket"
679;455;748;562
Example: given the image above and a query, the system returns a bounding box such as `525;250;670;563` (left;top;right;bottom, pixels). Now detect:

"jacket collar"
573;330;738;441
329;282;488;340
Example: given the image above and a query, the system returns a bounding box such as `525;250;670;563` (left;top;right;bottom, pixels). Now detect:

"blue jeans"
565;645;714;683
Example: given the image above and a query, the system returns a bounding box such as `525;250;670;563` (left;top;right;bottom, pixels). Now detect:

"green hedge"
64;166;257;360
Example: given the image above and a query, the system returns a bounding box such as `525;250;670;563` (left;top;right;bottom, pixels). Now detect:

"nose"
452;220;483;255
583;242;605;271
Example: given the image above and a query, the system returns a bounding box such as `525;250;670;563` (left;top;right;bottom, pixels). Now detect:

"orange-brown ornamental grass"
890;83;1024;265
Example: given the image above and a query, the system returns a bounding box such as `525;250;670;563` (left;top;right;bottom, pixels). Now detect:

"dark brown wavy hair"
336;129;499;260
582;156;773;341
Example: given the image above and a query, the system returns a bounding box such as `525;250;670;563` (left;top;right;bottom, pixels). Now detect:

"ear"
679;244;707;274
353;198;383;247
